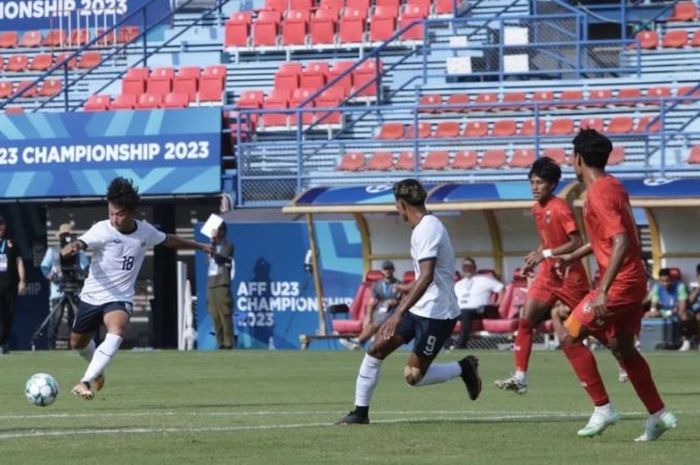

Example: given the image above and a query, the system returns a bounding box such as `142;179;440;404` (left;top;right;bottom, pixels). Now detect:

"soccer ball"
25;373;59;407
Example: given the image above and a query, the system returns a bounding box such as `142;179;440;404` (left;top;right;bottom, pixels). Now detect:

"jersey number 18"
121;255;135;271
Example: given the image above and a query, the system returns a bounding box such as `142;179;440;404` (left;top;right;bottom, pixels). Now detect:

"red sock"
514;318;534;372
562;343;609;406
620;350;665;414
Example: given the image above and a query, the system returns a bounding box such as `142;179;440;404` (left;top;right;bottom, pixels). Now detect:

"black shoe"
459;355;482;401
335;409;369;425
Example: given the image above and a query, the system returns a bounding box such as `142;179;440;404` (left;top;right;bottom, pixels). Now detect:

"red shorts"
527;272;589;309
566;286;646;340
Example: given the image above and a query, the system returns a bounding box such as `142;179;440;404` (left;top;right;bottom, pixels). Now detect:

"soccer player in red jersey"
495;157;589;394
552;129;677;440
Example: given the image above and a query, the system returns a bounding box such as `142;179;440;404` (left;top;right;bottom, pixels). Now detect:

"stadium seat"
328;61;354;96
122;67;149;96
337;152;366;171
587;88;612;108
502;91;527;111
264;0;286;11
580;117;604;132
402;269;415;283
43;30;66;47
617;87;642;106
39;79;62;97
236;90;265;109
310;8;338;45
0;81;13;98
543;147;567;165
608;146;625;165
370;6;398;42
435;0;455;15
548;118;575;136
261;89;290;128
282;10;310;46
162;92;190;109
422;151;449;170
480;149;506;169
678;84;700;101
636;30;659;49
395;151;415;170
0;31;18;48
688;145;700;164
136;93;162;109
198;66;227;102
352;59;382;97
71;29;89;46
464;120;488;138
663;29;689;48
20;31;42;48
634;115;661;133
519;119;546;136
473;92;497;111
419;93;442;112
346;0;370;12
16;80;38;98
367;151;394;170
6;54;28;72
118;26;140;44
291;0;313;10
492;119;517;137
377;122;405;139
77;52;102;70
509;148;535;168
399;4;429;40
253;10;281;47
29;53;53;71
95;28;117;46
607;116;634;134
447;93;469;111
4;105;23;114
331;270;382;335
531;90;553;109
54;52;78;69
315;88;343;125
83;94;111;111
289;88;315;125
405;122;432;138
668;2;698;21
300;62;329;89
173;66;200;101
225;12;252;47
435;121;460;138
274;62;303;91
557;90;583;109
647;86;672;103
451;150;478;170
109;94;137;110
320;0;344;11
376;0;400;9
692;30;700;47
481;283;528;334
339;8;366;44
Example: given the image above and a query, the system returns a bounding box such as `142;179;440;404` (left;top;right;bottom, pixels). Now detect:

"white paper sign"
200;214;224;239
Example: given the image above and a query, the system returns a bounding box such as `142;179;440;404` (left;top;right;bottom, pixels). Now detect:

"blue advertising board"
195;221;363;350
0;0;171;31
0;107;221;198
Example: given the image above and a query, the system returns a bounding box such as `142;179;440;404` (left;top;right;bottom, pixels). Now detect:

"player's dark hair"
658;268;671;278
572;129;613;169
393;178;427;207
106;177;140;212
529;156;561;186
463;257;476;267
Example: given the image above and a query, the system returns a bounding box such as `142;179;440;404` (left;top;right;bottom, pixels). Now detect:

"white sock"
415;362;461;387
81;333;122;384
651;408;667;421
594;403;614;415
514;370;527;383
354;354;382;407
78;339;96;363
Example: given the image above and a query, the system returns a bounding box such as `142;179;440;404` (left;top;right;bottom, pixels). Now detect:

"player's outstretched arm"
163;234;214;254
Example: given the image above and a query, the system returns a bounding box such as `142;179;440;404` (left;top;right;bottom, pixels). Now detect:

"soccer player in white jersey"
61;177;213;400
336;179;482;425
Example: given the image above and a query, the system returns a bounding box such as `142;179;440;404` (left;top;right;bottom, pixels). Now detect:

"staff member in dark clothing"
0;214;26;354
208;222;234;349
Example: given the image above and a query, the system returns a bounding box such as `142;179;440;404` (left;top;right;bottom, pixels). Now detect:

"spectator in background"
645;268;692;351
453;257;505;349
685;263;700;350
0;214;26;354
208;222;234;349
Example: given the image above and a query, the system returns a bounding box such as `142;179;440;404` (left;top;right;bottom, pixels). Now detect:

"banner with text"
0;107;221;198
0;0;171;31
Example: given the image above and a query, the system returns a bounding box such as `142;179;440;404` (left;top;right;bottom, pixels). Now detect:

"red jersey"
583;175;646;295
532;197;587;282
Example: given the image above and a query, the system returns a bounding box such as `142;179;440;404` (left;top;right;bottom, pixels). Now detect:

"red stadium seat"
557;90;583;109
346;0;370;12
110;94;137;110
548;118;575;136
289;88;315;125
480;149;506;169
692;30;700;47
315;88;343;125
43;30;66;47
502;91;527;111
54;53;78;69
367;151;394;170
71;29;89;46
320;0;343;10
435;121;460;138
608;146;625;165
647;86;672;103
122;67;149;96
136;93;162;109
0;81;13;99
519;119;547;136
617;87;642;106
531;90;553;110
20;31;42;48
4;105;23;114
264;0;286;11
481;284;528;334
473;92;497;111
16;80;39;98
225;12;252;47
419;93;442;112
262;89;290;128
446;93;470;112
587;88;612;108
0;31;18;48
634;115;661;133
77;52;102;70
464;120;488;138
173;66;200;101
403;269;416;283
451;150;478;169
6;54;28;72
493;119;517;137
337;152;365;171
300;62;329;89
339;8;366;44
636;30;659;49
83;94;111;111
688;145;700;164
310;7;338;45
328;61;354;96
376;0;400;8
399;4;429;41
291;0;313;10
435;0;456;15
405;122;432;138
331;270;382;335
668;2;698;21
370;6;398;43
162;92;190;109
663;29;688;48
607;116;633;134
678;84;700;100
352;59;382;98
198;66;227;102
543;147;567;165
29;54;53;71
275;62;302;91
253;10;281;47
422;151;449;170
236;90;265;109
282;10;310;46
118;26;140;44
579;117;604;132
39;79;62;97
509;148;535;168
395;151;415;170
377;122;405;139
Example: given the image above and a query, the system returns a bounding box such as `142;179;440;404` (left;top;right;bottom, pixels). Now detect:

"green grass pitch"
0;349;697;464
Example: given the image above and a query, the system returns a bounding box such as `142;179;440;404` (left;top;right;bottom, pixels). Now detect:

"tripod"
31;289;81;351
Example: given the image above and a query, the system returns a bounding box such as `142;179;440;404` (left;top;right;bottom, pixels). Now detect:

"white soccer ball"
25;373;59;407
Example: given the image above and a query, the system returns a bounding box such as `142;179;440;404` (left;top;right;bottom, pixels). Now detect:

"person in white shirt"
336;179;482;425
61;177;213;400
453;257;505;348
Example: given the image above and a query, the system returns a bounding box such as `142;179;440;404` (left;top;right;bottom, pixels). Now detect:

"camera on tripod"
58;232;84;294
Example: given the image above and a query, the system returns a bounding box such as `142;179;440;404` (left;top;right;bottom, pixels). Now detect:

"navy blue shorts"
73;300;133;334
396;312;458;360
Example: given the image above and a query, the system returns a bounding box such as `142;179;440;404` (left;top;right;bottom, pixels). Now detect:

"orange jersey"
583;175;646;299
531;197;587;283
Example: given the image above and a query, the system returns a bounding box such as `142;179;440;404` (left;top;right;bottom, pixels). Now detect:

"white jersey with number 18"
78;219;166;305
